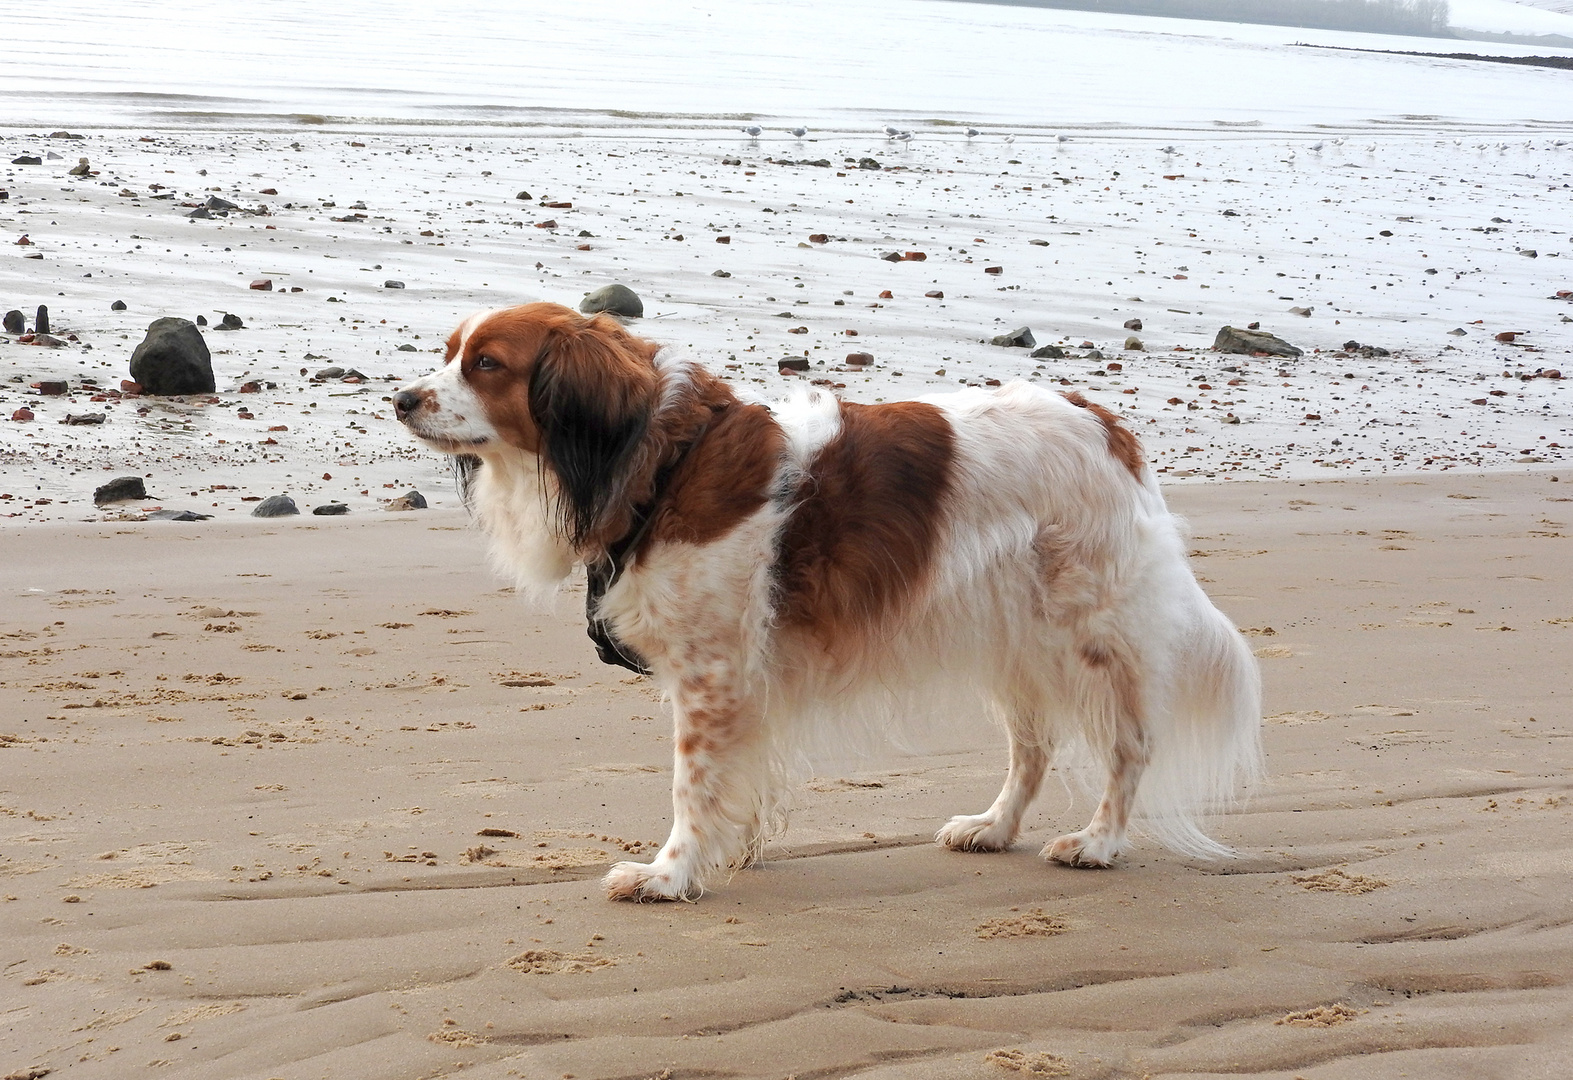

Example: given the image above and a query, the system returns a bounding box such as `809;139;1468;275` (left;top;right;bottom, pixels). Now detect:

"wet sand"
3;467;1570;1079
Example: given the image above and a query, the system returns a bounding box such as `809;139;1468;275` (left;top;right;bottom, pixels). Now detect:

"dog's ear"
527;314;658;549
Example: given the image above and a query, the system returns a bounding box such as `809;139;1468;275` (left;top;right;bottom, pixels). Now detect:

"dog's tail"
1129;592;1264;858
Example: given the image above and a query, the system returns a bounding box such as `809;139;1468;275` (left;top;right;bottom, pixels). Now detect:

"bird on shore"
894;131;913;144
884;125;901;138
1161;144;1178;156
1055;134;1069;144
1308;140;1324;152
741;125;761;139
966;127;980;138
789;126;807;139
1003;134;1016;145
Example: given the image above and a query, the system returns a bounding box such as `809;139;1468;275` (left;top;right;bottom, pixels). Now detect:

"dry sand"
3;467;1569;1079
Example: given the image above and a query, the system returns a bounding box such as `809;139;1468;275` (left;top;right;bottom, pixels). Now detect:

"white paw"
936;813;1014;852
602;859;698;902
1043;829;1123;868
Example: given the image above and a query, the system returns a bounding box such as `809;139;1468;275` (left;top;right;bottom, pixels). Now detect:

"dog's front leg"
604;669;769;901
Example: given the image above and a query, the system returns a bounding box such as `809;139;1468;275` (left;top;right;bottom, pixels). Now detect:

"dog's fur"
394;302;1262;901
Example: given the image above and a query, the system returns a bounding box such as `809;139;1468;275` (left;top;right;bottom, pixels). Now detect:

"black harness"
583;415;717;675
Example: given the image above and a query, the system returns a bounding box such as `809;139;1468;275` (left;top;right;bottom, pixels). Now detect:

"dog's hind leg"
936;698;1049;853
1044;645;1149;868
604;670;772;902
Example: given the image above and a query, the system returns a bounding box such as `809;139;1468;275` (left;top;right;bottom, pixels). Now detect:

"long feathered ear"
527;314;658;550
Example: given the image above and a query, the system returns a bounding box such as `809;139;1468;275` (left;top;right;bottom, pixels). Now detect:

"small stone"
515;190;532;200
11;407;34;421
925;290;944;299
35;305;48;334
711;270;731;278
111;300;127;311
845;352;874;365
1519;249;1538;258
146;509;212;521
901;251;927;261
387;489;427;511
187;207;211;219
1029;239;1050;246
205;196;238;211
1214;325;1302;358
1030;345;1065;359
579;283;643;319
10;155;41;165
716;235;731;244
215;313;244;330
384;280;405;289
120;380;142;394
314;366;346;380
396;343;418;351
62;413;105;425
878;290;893;299
1288;305;1313;317
196;315;207;326
31;333;64;348
991;326;1035;348
312;503;349;516
1495;331;1519;343
880;252;902;262
1448;327;1468;336
1123;318;1142;331
1124;336;1144;351
249;279;272;291
858;157;881;170
2;310;22;334
809;233;829;243
778;356;810;372
129;318;216;394
251;494;299;518
983;266;1003;275
34;380;67;395
68;157;90;176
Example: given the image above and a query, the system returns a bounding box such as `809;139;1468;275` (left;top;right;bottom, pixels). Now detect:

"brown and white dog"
394;302;1262;901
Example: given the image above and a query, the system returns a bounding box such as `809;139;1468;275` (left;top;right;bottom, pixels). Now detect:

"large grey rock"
579;283;643;319
990;326;1035;348
1030;344;1065;359
94;476;147;505
128;317;216;395
3;310;23;334
251;494;299;517
1214;325;1302;358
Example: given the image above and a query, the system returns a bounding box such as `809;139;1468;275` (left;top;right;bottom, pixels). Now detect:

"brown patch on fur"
775;400;956;644
645;400;784;551
1062;391;1145;479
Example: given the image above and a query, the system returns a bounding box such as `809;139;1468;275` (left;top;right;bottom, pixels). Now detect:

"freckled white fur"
408;352;1263;903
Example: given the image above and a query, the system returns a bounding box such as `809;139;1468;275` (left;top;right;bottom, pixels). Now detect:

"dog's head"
394;302;661;548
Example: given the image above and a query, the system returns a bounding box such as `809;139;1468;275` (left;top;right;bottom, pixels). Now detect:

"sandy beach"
2;468;1569;1079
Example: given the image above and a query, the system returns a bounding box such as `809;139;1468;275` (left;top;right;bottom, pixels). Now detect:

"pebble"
249;279;273;291
312;503;349;516
215;313;244;330
314;366;346;380
515;190;532;200
10;155;41;165
11;407;34;421
711;270;731;278
778;357;811;372
1123;318;1143;331
386;489;427;511
384;280;405;289
1124;336;1144;351
846;352;874;365
111;300;127;310
35;305;48;334
1214;325;1302;358
251;494;300;517
62;413;105;425
1030;345;1066;359
146;509;211;521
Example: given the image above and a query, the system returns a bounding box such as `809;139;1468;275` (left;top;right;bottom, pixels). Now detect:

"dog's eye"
475;355;501;371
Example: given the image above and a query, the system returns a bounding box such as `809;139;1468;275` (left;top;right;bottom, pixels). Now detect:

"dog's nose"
392;390;422;421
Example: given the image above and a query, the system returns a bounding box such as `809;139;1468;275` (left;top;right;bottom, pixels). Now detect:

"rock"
1029;239;1050;247
35;305;48;334
249;279;272;291
991;326;1035;348
251;495;299;517
120;380;141;394
214;313;243;330
1288;305;1313;317
2;310;22;334
711;270;731;278
778;356;810;372
809;233;829;244
11;407;33;421
68;157;90;176
11;156;41;165
1123;318;1142;331
983;266;1003;275
111;300;126;311
1214;326;1302;358
880;252;902;262
925;290;944;299
146;509;211;521
94;476;147;505
1448;327;1468;336
1519;249;1538;258
1495;331;1519;343
579;283;643;319
715;235;730;244
858;158;881;170
205;196;239;211
384;280;405;289
196;315;207;326
901;251;927;262
845;352;873;365
187;207;211;219
62;412;105;425
312;503;349;516
128;317;216;394
387;489;427;511
32;333;64;348
515;190;532;200
396;343;418;352
1342;339;1362;351
313;366;346;380
1030;345;1065;359
34;380;66;395
1124;336;1144;351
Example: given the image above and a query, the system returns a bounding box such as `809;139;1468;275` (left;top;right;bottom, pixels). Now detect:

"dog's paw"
936;813;1013;852
1043;829;1123;868
602;860;697;902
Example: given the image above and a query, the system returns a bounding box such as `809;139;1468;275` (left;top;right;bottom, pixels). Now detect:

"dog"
394;301;1262;901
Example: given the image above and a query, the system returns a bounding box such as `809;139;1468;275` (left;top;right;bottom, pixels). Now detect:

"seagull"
789;126;807;138
1308;140;1324;152
741;125;761;139
894;131;914;144
966;127;980;138
1161;144;1179;156
1331;136;1346;146
1003;133;1016;145
885;125;901;138
1364;143;1376;152
1055;134;1069;144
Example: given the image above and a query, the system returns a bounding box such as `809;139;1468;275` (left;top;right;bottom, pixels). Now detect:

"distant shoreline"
1295;42;1573;69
